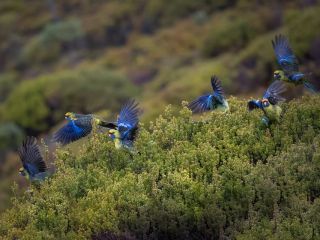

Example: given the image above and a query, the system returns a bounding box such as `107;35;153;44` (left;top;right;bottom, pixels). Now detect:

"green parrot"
106;100;142;150
272;34;318;93
54;112;110;145
18;136;49;183
248;81;286;126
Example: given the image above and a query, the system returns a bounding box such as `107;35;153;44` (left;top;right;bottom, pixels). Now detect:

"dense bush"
20;19;85;64
0;96;319;239
201;6;280;57
0;72;18;102
0;123;23;151
2;67;138;134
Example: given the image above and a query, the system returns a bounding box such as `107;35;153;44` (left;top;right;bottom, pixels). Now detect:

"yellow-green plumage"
264;104;282;123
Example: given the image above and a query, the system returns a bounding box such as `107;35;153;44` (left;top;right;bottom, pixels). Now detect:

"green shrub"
201;7;279;58
20;19;85;64
0;96;320;239
0;123;23;150
0;72;19;102
3;67;138;133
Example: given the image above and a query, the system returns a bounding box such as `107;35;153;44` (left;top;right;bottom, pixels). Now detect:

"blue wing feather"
18;137;46;177
188;95;213;114
263;81;286;105
272;34;299;73
117;100;141;141
54;119;92;145
118;100;141;128
24;163;39;176
248;100;262;111
211;76;224;98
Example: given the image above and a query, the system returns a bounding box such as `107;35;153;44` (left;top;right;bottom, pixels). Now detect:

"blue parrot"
54;113;109;145
272;34;318;93
106;100;141;149
18;137;48;182
248;81;286;126
188;75;229;114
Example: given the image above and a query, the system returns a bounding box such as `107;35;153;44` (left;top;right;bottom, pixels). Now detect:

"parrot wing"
117;100;141;140
248;100;262;111
188;95;213;114
272;34;299;74
211;75;224;98
263;81;286;105
53;117;93;145
18;137;46;176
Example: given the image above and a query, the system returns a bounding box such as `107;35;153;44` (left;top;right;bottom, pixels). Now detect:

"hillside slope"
1;96;320;240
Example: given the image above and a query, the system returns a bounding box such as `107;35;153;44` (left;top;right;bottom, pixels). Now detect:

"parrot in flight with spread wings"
105;100;142;150
188;75;229;114
53;113;110;145
248;81;286;126
272;34;318;93
18;136;49;182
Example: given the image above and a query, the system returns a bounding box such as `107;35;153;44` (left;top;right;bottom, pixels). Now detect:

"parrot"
272;34;318;93
188;75;229;114
18;136;48;182
53;112;110;145
248;80;286;126
105;100;142;150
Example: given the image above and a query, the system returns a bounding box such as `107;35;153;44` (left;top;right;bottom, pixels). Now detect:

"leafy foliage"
1;96;320;239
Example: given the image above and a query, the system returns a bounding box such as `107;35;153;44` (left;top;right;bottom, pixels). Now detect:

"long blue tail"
303;81;318;93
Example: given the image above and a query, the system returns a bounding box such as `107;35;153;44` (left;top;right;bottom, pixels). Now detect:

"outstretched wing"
18;137;46;176
272;34;299;73
54;116;93;145
117;100;141;140
211;75;224;98
188;94;212;114
248;100;262;111
263;81;286;105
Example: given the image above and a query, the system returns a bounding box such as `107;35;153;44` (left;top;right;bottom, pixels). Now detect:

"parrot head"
19;167;26;176
261;98;270;108
273;70;285;81
65;112;77;120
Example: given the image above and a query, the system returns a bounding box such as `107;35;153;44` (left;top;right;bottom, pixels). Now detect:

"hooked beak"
19;168;26;176
274;73;280;80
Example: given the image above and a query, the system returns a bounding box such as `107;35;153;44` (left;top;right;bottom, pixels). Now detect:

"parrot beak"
274;71;280;80
19;168;26;176
65;112;72;119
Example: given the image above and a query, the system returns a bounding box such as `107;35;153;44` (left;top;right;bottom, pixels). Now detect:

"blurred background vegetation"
0;0;320;220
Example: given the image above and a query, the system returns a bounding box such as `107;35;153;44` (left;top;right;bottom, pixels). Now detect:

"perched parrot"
188;75;229;114
248;81;286;126
272;34;317;93
18;136;48;182
54;112;109;145
106;100;142;150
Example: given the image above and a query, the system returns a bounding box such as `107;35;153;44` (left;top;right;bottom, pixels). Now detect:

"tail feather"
303;80;318;93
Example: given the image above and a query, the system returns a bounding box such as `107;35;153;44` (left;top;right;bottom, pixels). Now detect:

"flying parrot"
248;81;286;126
272;34;318;93
53;112;110;145
188;75;229;114
105;100;142;150
18;136;48;182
